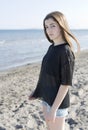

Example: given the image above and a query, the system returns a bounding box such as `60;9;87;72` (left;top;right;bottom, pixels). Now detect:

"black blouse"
32;43;75;108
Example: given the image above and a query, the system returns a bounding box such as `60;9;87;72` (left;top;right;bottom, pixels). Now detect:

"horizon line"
0;28;88;30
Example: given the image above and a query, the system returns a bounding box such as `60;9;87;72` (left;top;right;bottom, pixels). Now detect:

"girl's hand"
28;92;35;100
45;109;56;122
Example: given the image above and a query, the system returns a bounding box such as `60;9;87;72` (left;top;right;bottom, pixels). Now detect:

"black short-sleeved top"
32;43;75;108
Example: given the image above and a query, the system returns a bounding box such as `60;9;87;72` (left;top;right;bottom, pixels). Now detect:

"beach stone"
15;125;23;129
0;127;6;130
78;88;84;96
70;95;76;103
27;116;37;129
67;118;78;125
66;123;70;130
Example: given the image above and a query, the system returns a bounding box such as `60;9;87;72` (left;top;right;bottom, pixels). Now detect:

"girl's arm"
51;85;70;112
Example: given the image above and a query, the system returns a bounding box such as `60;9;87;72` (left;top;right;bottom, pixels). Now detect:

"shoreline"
0;49;88;74
0;50;88;130
0;61;41;74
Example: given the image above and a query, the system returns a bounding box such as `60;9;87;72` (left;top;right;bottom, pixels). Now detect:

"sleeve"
31;82;42;99
60;50;75;86
31;87;39;98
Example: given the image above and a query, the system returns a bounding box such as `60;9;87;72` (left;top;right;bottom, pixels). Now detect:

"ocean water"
0;29;88;71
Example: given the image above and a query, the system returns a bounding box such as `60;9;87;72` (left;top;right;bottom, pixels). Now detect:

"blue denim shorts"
42;101;68;117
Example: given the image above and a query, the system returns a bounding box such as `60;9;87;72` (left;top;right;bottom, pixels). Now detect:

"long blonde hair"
43;11;80;54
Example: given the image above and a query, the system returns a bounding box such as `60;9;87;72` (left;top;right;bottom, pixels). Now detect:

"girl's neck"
54;40;66;46
53;36;66;46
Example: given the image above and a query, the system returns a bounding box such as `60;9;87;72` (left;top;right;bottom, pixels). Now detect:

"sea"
0;29;88;71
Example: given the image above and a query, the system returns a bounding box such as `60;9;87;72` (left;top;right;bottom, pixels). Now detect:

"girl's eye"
51;25;55;28
45;26;48;29
45;24;56;30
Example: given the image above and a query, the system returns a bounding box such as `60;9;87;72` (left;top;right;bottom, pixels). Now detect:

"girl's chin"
49;37;54;40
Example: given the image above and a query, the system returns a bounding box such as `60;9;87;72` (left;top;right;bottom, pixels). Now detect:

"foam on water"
0;29;88;71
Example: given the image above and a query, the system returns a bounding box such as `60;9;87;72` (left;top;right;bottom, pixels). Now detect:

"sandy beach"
0;50;88;130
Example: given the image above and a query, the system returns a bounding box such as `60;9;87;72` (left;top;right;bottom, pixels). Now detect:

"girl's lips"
49;34;54;36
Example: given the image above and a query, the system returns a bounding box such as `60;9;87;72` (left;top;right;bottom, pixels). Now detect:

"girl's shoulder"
56;43;75;59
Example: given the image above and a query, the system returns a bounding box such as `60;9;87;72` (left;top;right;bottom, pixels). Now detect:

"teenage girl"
29;11;80;130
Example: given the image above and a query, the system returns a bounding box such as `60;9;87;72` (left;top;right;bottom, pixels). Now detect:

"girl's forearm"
51;85;70;112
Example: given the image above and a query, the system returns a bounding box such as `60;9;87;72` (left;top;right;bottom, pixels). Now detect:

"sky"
0;0;88;29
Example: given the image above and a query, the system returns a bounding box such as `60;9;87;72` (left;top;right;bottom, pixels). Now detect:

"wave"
0;40;6;44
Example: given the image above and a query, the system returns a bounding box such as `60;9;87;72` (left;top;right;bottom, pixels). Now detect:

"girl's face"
44;18;62;43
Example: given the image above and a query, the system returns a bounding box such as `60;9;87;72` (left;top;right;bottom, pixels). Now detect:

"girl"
29;11;80;130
